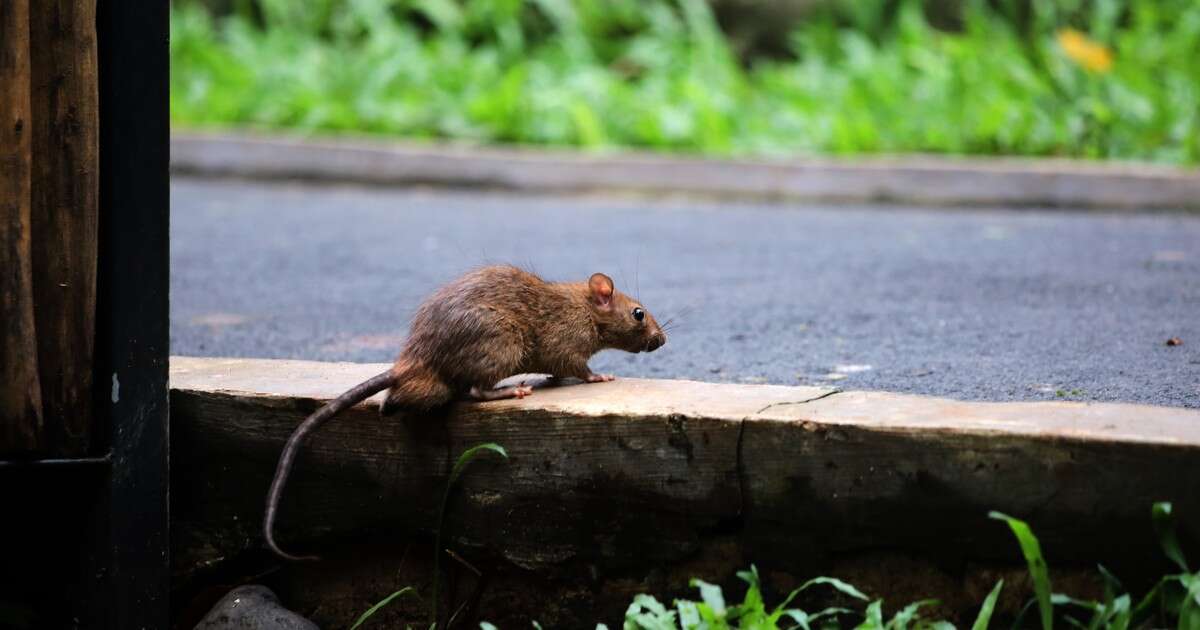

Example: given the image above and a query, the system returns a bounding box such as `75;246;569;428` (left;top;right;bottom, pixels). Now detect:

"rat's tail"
264;370;395;561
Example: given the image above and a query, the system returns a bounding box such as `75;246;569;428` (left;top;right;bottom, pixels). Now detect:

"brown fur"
381;265;665;413
264;265;665;560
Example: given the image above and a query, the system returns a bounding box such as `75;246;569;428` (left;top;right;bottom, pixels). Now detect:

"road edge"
171;130;1200;210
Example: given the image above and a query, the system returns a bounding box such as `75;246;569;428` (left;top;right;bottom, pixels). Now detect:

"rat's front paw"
585;373;615;383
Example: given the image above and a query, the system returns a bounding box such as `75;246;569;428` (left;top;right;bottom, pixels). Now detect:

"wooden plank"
743;392;1200;568
0;0;44;455
30;0;99;456
170;358;752;577
170;356;1200;585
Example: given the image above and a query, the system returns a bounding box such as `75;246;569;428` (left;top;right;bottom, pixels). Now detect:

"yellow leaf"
1056;28;1113;73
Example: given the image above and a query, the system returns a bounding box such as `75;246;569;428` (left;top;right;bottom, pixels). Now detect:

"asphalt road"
171;177;1200;408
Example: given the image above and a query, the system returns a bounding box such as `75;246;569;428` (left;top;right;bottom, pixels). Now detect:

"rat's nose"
645;332;666;352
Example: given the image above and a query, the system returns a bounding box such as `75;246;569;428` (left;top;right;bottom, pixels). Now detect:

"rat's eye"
632;307;645;322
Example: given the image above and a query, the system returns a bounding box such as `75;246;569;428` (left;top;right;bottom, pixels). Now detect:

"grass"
170;0;1200;164
351;442;508;630
432;443;507;625
351;461;1198;630
604;504;1198;630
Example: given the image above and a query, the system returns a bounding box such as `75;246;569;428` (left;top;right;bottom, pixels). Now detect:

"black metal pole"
95;0;170;627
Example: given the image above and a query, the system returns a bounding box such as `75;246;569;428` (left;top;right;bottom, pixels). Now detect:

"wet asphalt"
171;177;1200;408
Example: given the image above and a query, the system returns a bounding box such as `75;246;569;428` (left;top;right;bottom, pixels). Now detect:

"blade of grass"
886;599;937;629
432;443;509;626
1153;502;1189;572
781;605;861;630
1097;565;1123;605
1106;594;1132;630
971;579;1004;630
810;606;857;622
860;599;885;630
1010;598;1040;630
732;565;767;621
772;575;869;623
780;609;814;630
796;576;871;601
990;511;1053;630
688;578;727;617
1130;576;1171;627
1180;574;1200;630
350;587;414;630
676;599;701;629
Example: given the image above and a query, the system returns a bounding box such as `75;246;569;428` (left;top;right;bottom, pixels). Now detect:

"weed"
433;443;508;625
607;502;1196;629
350;441;508;629
351;587;416;630
348;461;1196;629
171;0;1200;163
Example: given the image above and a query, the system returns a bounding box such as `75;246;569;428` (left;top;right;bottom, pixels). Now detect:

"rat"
264;264;667;561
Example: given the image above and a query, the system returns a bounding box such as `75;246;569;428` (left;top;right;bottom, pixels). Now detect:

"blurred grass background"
171;0;1200;164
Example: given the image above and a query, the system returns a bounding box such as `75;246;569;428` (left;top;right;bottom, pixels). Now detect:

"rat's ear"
588;273;614;309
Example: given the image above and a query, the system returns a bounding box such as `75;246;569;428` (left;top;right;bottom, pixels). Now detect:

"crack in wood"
753;389;842;415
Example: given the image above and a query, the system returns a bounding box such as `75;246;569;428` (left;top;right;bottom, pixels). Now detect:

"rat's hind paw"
470;384;534;401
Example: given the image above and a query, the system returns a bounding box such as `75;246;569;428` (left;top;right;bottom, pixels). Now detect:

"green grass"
351;442;507;630
432;443;507;625
171;0;1200;164
605;504;1198;630
351;498;1198;629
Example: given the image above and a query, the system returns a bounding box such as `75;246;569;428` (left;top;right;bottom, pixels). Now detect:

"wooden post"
30;0;99;456
0;0;45;455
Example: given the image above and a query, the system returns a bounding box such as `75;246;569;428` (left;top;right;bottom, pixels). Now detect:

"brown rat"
264;264;666;561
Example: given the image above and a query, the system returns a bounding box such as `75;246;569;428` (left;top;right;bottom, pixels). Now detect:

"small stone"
1166;337;1183;346
833;364;872;374
194;585;318;630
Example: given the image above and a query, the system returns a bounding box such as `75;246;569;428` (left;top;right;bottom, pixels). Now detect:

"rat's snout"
645;331;666;352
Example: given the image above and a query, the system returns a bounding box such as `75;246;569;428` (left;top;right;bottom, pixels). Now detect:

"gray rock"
194;585;318;630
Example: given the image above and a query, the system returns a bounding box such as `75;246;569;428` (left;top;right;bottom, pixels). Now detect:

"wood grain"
170;357;1200;582
0;0;44;455
30;0;99;455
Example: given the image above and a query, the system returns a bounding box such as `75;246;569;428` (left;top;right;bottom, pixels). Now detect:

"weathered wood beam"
30;0;99;456
0;0;45;455
171;356;1200;586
